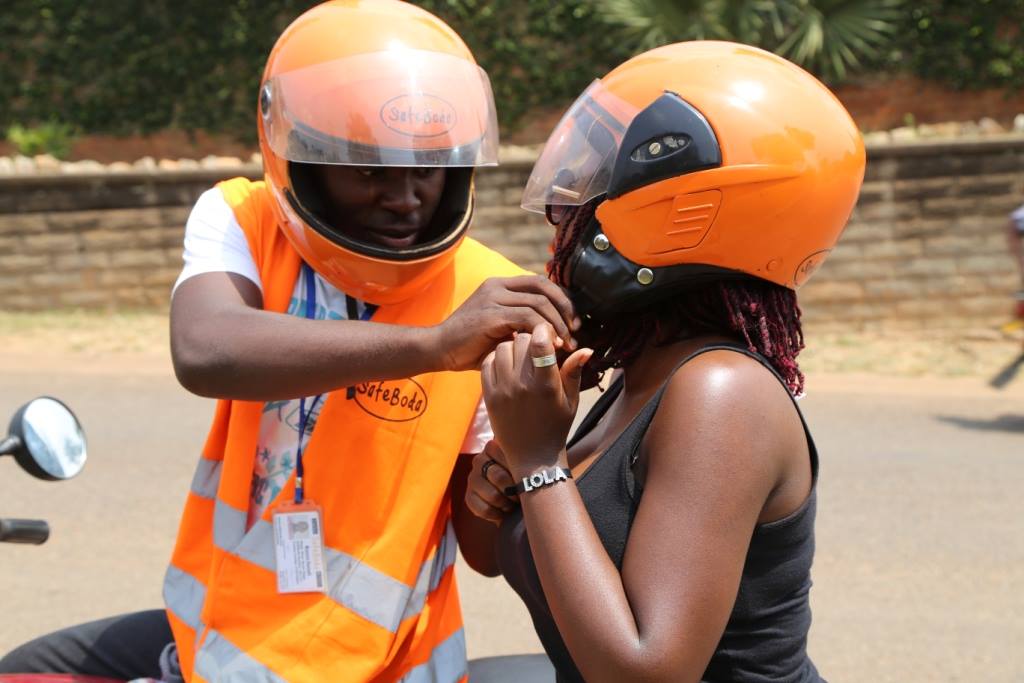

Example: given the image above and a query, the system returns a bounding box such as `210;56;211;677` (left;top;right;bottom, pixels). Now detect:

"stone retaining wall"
800;137;1024;332
1;138;1023;334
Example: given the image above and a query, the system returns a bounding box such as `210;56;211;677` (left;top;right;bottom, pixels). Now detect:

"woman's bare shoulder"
642;348;799;484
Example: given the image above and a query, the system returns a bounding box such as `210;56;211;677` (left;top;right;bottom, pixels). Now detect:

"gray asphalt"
1;355;1021;682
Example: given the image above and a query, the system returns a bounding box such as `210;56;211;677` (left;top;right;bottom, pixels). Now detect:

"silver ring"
531;353;557;368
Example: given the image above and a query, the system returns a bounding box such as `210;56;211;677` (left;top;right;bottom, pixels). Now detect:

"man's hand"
433;275;580;372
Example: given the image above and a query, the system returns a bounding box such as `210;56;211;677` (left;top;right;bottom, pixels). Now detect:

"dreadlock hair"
549;200;806;396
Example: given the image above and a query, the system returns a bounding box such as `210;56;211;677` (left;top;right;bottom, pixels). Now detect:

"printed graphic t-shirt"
176;188;494;528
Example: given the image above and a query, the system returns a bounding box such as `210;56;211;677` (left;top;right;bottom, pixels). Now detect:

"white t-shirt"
176;188;493;528
1012;204;1024;234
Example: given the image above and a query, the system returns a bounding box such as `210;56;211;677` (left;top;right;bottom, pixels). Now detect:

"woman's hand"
465;441;519;525
481;323;593;479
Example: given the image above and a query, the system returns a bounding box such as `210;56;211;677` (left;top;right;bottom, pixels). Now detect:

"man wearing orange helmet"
0;2;577;682
466;42;864;681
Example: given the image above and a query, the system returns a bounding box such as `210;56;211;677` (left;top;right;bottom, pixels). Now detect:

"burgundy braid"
721;282;806;395
550;202;806;395
546;201;595;287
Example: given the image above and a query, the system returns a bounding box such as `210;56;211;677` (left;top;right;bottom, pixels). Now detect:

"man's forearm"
170;270;578;402
173;305;445;401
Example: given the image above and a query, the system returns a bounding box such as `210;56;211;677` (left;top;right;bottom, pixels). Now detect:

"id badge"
272;501;327;594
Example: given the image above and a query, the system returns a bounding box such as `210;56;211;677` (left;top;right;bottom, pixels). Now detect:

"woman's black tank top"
496;344;824;682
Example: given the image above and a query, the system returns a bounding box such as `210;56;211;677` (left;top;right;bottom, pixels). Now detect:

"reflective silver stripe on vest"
325;547;410;632
163;564;205;631
194;626;466;683
399;627;468;683
233;517;277;573
194;629;287;683
210;499;460;634
402;520;457;623
330;519;458;633
431;520;457;594
190;458;221;500
212;499;247;553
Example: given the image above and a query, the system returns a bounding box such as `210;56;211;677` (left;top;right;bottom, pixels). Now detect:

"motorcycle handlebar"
0;518;50;544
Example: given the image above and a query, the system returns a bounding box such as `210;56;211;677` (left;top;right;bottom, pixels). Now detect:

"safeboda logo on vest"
381;94;458;138
352;378;428;422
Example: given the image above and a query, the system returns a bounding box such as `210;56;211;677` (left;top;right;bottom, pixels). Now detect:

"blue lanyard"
294;263;375;504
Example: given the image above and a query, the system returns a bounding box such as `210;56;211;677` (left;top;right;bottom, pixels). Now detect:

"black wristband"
504;466;573;496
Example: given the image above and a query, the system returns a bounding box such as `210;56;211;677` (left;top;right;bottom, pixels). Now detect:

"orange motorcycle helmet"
522;41;866;316
257;0;499;305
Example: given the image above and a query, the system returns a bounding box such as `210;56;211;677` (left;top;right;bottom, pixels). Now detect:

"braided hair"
549;200;806;396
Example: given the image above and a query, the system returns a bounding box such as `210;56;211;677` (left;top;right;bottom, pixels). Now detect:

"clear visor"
521;80;640;214
262;48;499;167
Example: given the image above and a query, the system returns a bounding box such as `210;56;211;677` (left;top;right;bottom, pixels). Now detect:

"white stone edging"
2;117;1023;179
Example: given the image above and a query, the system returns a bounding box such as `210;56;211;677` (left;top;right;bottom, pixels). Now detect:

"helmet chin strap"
569;214;750;318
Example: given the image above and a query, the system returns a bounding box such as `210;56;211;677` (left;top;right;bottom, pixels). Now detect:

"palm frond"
594;0;732;49
775;0;904;80
597;0;905;82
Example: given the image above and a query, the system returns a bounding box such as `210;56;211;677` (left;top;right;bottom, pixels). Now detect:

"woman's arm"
482;327;794;682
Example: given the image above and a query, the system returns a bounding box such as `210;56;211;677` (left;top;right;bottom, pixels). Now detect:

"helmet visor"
521;80;639;214
262;48;499;167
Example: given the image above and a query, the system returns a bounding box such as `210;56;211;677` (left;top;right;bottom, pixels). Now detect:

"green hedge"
896;0;1024;91
0;1;314;140
2;1;1021;146
0;0;629;143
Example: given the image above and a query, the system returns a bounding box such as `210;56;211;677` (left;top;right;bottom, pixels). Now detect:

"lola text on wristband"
504;466;573;496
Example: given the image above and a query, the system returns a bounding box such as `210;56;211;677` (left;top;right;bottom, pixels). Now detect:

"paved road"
1;353;1021;682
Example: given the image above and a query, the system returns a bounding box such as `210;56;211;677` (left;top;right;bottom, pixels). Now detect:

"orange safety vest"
163;177;523;682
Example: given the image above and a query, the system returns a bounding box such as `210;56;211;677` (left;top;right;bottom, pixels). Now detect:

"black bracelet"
504;466;573;496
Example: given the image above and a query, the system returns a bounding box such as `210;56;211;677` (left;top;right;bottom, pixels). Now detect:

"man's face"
315;165;446;249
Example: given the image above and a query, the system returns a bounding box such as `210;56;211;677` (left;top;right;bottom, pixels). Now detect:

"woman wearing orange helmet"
466;42;864;682
0;2;580;682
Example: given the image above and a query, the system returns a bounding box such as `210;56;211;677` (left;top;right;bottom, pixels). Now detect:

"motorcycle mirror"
0;397;87;481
